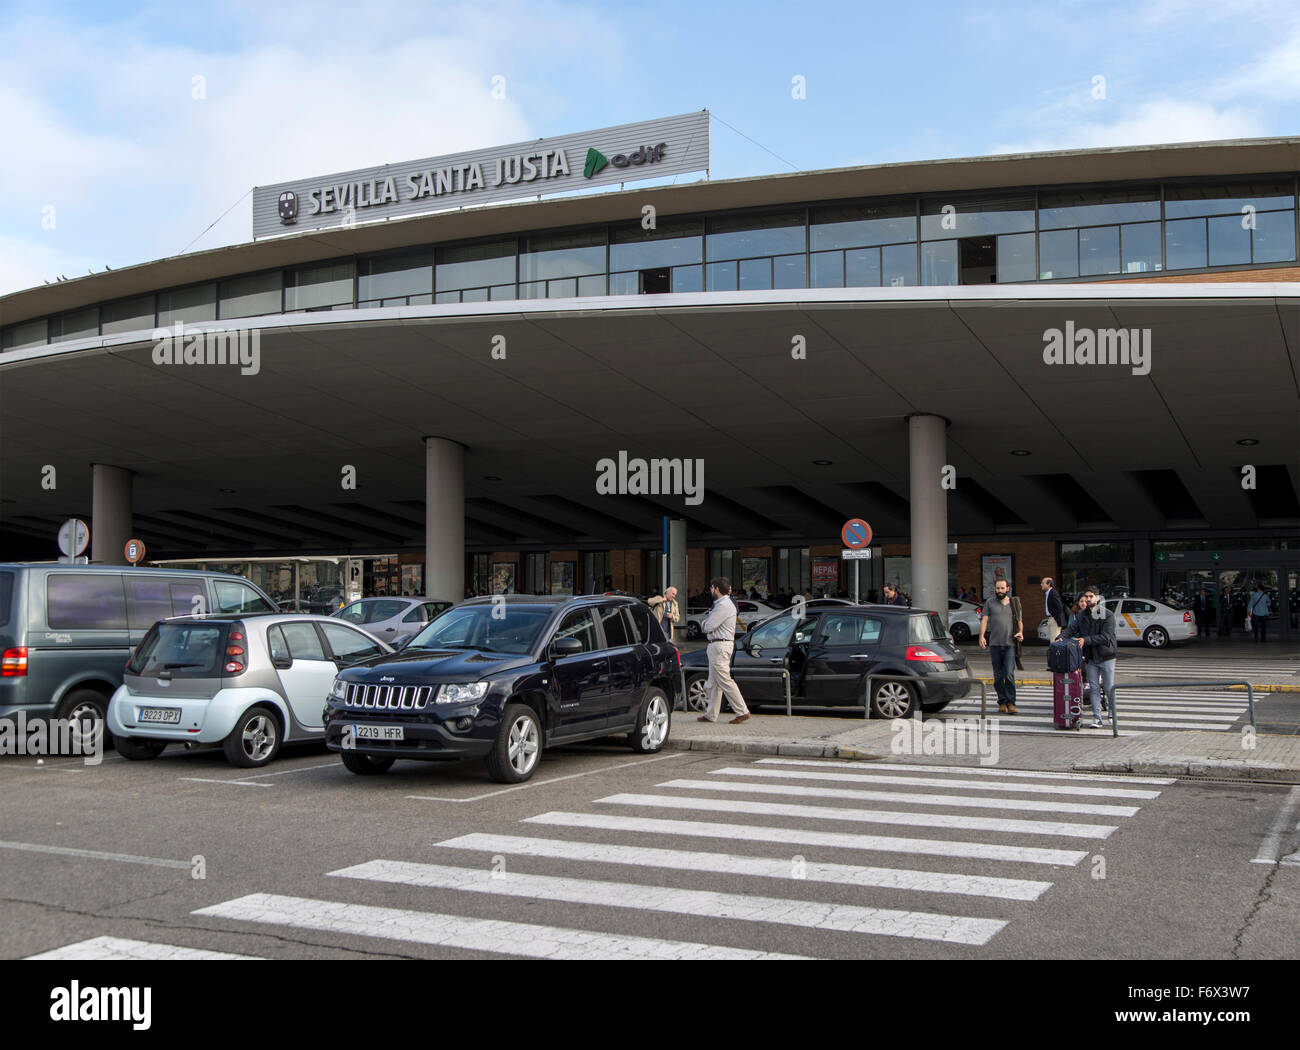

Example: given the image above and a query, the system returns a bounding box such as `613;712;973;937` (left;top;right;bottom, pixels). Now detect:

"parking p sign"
124;538;146;565
841;518;872;549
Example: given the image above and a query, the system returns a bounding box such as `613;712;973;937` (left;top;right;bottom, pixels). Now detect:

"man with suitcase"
1060;586;1118;729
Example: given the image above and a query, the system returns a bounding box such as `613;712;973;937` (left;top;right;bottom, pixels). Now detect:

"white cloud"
991;99;1269;155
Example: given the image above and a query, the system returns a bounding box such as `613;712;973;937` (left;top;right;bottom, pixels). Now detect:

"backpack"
1047;637;1083;673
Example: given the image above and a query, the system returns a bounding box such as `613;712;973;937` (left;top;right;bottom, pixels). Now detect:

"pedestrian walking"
1041;576;1068;643
1248;584;1271;642
1060;586;1117;728
1217;585;1232;636
883;583;908;607
980;578;1023;714
1192;588;1214;639
697;578;752;724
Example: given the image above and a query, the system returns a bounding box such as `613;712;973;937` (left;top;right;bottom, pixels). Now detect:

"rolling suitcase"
1052;669;1083;729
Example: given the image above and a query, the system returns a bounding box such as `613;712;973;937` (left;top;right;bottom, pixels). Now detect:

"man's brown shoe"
697;716;715;723
997;704;1008;714
730;714;751;724
1006;704;1018;715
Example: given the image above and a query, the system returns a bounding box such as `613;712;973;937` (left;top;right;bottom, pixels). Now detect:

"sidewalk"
666;712;1300;782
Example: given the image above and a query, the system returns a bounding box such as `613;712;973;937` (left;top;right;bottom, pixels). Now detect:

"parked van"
0;563;278;746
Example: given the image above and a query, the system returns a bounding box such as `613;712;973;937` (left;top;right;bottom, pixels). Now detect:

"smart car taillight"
905;646;946;662
223;622;247;675
2;647;27;676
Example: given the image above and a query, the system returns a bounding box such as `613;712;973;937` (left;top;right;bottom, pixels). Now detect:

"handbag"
1012;596;1024;670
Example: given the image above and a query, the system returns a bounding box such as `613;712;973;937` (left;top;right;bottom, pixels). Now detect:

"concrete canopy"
1;285;1297;559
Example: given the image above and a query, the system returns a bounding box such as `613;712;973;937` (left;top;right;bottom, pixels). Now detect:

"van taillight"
2;647;28;676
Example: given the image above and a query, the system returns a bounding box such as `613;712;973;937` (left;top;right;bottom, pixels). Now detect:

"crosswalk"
939;685;1251;734
28;758;1172;960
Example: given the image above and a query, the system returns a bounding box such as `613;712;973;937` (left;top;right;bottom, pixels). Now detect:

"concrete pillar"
668;518;688;597
424;437;466;599
1133;538;1152;597
91;464;132;565
907;415;949;623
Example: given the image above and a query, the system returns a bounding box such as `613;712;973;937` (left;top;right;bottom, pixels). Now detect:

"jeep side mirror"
551;637;584;657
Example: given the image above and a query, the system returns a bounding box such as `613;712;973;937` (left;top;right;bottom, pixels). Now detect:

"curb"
663;737;879;761
976;677;1300;693
1070;758;1297;781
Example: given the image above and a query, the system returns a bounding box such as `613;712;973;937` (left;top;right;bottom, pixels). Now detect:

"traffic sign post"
840;519;873;604
57;519;89;564
124;538;146;565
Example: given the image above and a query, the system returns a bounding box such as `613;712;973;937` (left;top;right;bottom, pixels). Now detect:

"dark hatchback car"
681;605;971;719
323;594;680;783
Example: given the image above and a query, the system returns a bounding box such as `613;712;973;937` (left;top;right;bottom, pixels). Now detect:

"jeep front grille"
344;683;433;710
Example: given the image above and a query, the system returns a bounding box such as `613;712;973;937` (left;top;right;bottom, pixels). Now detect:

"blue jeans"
1252;615;1269;642
989;645;1016;704
1085;658;1115;722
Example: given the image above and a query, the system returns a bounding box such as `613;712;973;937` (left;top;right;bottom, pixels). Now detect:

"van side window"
125;577;175;630
214;580;274;614
0;571;13;628
170;581;206;616
48;574;127;629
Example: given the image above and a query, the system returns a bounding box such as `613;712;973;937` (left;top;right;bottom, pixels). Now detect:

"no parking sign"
841;518;872;549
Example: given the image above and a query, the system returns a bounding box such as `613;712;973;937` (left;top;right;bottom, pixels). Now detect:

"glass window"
50;308;99;342
489;284;515;301
811;250;844;288
101;296;156;336
1253;210;1296;263
748;615;798;650
846;247;881;287
437;240;515;292
554;608;599;652
792;615;820;645
402;604;428;624
599;605;632;647
280;620;328;661
773;254;806;289
319;622;385;663
1038;229;1078;279
1060;542;1134;562
546;278;577;298
578;274;607;296
706;212;804;262
1208;214;1252;266
285;262;355;311
169;580;205;616
267;624;291;664
626;603;653;644
1165;218;1207;270
1163;181;1295;219
907;613;947;643
1038;188;1160;230
219;272;283;318
996;232;1036;283
0;572;13;628
739;257;771;290
48;574;127;629
610;219;703;270
818;613;867;645
358;251;433;303
2;318;48;350
1120;222;1162;273
609;270;638;295
520;230;605;283
812;203;916;251
921;195;1034;240
462;287;490;302
125;577;177;631
213;580;273;614
882;243;917;286
158;283;217;325
128;623;224;678
1127;600;1157;614
706;260;737;291
672;265;703;292
1079;225;1120;276
921;240;958;285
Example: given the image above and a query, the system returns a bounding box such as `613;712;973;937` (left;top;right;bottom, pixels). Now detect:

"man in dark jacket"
1060;586;1117;728
1192;588;1214;639
883;583;908;606
1041;577;1068;643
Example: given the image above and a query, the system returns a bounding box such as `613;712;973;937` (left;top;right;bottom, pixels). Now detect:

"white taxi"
1037;597;1195;649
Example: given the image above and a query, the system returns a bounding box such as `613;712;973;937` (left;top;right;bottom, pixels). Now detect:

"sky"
1;0;1297;297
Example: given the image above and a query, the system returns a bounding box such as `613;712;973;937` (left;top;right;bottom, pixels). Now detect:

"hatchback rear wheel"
223;706;281;767
868;679;917;719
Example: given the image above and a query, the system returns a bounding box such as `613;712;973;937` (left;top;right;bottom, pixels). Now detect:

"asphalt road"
2;740;1297;960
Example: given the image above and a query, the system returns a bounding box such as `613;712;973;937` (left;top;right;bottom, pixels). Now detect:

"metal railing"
1092;679;1257;739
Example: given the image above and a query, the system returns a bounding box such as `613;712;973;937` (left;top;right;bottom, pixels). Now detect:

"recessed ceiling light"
1010;449;1032;456
483;475;502;481
218;488;236;494
812;460;832;466
1236;438;1259;446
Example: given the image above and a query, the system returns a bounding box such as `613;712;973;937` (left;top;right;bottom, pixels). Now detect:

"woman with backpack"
1059;586;1118;729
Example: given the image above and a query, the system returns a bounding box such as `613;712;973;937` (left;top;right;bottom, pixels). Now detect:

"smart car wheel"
55;689;107;754
685;673;710;712
869;679;917;719
950;622;971;642
223;706;281;768
341;752;394;775
486;703;541;783
1143;626;1169;649
114;737;167;761
630;688;671;753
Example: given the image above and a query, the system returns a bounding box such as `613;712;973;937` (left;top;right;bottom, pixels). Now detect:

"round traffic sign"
124;538;146;565
57;518;90;557
841;518;872;549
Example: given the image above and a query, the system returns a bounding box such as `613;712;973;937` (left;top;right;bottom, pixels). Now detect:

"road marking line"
709;767;1162;799
235;761;341;781
757;759;1176;785
436;832;1054;901
658;778;1141;818
330;860;1008;946
1250;786;1300;865
177;777;274;787
406;751;688;802
524;811;1088;866
26;936;260;960
598;793;1116;839
0;840;192;869
194;893;808;960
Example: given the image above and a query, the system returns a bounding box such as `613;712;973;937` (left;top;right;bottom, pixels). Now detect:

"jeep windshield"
402;605;553;656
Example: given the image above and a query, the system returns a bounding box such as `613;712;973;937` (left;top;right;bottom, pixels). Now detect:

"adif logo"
50;982;151;1030
152;321;261;376
595;451;704;506
582;143;667;178
1042;321;1151;376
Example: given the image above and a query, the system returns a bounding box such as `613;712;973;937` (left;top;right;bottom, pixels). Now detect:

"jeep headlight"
437;682;488;704
328;677;347;702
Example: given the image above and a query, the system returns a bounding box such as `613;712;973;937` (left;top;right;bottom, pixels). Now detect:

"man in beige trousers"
697;577;751;724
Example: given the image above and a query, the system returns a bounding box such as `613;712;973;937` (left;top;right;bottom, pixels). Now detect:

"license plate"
139;707;181;724
353;724;404;741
